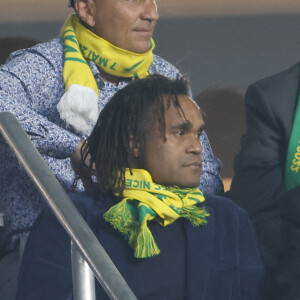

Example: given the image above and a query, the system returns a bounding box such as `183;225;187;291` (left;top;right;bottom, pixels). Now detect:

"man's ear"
75;0;96;27
129;136;140;158
132;147;139;158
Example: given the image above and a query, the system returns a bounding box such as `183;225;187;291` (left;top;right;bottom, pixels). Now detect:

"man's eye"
176;131;184;136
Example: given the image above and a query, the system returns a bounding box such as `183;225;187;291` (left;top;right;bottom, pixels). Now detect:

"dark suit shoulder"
67;191;118;226
204;193;246;212
245;62;300;136
248;62;300;98
204;193;251;227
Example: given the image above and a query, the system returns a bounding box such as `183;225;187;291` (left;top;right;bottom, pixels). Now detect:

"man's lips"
183;161;202;168
135;28;152;31
134;26;154;33
133;30;153;37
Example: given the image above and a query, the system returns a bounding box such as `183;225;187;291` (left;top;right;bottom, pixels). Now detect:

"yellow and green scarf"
57;14;155;134
104;169;210;258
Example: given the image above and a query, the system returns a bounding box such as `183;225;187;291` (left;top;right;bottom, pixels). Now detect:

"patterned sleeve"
199;132;223;195
0;41;80;159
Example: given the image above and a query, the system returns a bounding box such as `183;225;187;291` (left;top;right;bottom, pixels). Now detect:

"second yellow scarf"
57;14;155;134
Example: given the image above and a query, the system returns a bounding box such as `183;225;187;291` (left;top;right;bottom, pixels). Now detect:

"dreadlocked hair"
80;74;190;195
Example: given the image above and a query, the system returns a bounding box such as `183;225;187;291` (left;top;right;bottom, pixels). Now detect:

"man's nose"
141;0;159;23
186;136;202;155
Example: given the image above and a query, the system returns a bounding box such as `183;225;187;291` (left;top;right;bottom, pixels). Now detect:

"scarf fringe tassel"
104;200;160;258
135;226;160;258
179;206;209;227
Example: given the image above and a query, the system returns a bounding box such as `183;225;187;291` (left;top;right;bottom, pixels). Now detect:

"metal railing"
0;112;137;300
0;212;3;227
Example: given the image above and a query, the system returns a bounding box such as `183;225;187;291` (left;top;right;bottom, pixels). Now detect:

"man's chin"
176;180;201;189
128;39;153;54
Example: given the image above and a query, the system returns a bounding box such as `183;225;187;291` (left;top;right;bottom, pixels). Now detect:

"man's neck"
100;69;121;85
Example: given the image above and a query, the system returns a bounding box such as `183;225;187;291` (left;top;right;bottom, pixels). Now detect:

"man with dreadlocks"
0;0;223;298
16;75;263;300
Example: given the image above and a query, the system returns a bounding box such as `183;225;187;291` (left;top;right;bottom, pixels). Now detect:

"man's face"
137;95;204;188
90;0;158;53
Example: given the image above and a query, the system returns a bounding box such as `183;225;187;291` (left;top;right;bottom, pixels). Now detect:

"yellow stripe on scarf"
57;14;155;135
61;14;155;94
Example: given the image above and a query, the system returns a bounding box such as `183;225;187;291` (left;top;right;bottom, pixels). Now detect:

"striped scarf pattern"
104;169;209;258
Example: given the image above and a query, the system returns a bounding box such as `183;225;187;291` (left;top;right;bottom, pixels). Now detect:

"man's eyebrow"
170;121;192;131
171;120;206;132
170;120;205;132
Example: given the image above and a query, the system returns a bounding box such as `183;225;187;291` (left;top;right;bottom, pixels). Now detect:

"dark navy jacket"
16;193;264;299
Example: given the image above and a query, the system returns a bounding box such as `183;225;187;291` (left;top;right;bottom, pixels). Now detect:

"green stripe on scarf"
285;91;300;190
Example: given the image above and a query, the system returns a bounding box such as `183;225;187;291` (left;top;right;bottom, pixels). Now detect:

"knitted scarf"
285;91;300;190
57;14;155;134
104;169;210;258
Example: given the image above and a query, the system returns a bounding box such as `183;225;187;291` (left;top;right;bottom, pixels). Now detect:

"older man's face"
91;0;158;53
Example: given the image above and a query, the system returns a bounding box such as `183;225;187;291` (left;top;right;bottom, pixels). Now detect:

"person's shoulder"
248;62;300;93
31;37;64;57
150;54;181;78
36;192;98;228
204;193;250;225
68;191;118;221
69;191;97;211
7;37;64;65
205;193;242;209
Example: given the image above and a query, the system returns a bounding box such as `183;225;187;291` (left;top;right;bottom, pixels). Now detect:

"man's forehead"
163;94;200;114
187;96;201;112
163;94;203;125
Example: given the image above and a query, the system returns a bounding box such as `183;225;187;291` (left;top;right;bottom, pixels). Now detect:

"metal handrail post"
0;212;3;227
0;112;137;300
71;241;96;300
